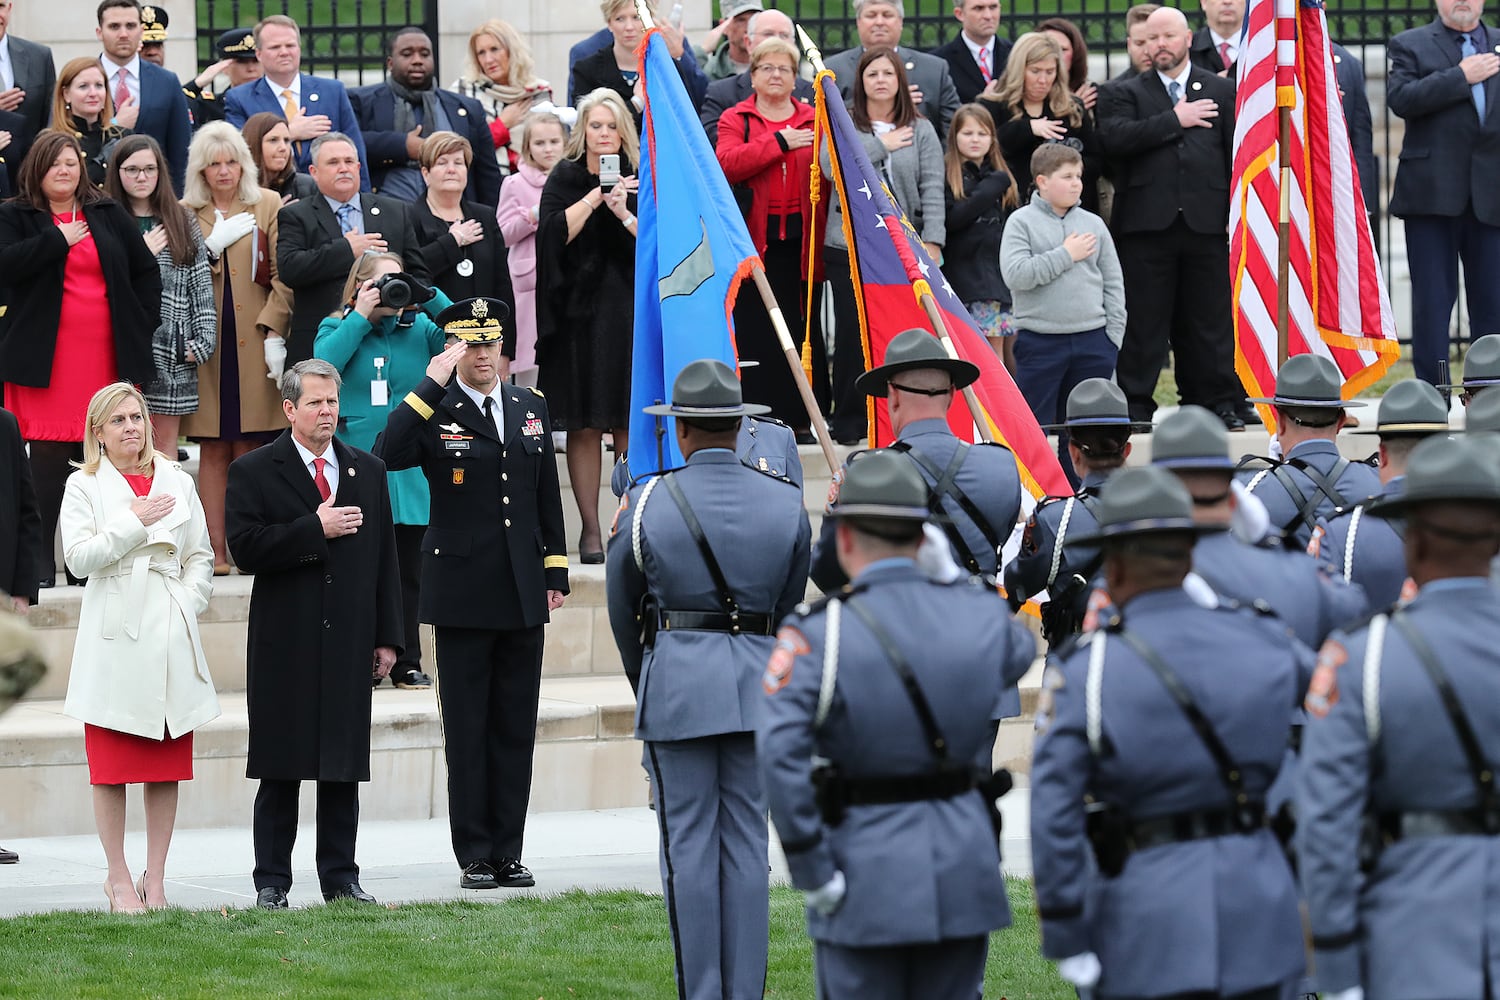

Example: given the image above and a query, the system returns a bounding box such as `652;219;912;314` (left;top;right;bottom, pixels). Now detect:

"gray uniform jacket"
609;415;802;497
1031;587;1313;996
1238;439;1381;550
759;560;1035;946
1311;477;1408;610
606;448;810;742
1003;469;1110;607
1297;578;1500;996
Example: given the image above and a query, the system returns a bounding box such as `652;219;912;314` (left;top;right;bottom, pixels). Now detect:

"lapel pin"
905;61;915;70
309;92;320;102
348;467;356;477
370;205;380;216
1192;81;1203;91
458;107;467;116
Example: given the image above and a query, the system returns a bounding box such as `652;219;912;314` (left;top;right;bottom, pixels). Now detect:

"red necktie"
312;457;331;501
1217;41;1232;70
115;68;130;111
978;47;992;83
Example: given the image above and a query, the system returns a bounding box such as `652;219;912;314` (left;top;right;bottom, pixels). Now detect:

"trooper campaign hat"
1466;389;1500;433
1245;353;1366;408
1365;435;1500;517
1065;466;1227;545
643;359;771;418
217;27;259;61
1349;378;1449;436
1150;405;1236;471
436;297;508;344
141;5;169;42
1042;378;1152;432
1438;334;1500;391
854;328;979;397
827;448;934;521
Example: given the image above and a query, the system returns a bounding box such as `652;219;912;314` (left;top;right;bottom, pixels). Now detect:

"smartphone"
669;2;683;27
599;153;621;191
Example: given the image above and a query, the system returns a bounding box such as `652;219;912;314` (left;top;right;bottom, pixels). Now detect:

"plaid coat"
143;218;217;416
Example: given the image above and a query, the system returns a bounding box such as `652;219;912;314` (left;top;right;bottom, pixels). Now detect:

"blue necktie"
1168;80;1182;105
1461;32;1487;124
336;203;357;234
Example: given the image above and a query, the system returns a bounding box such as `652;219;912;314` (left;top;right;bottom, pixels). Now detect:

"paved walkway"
0;795;1035;918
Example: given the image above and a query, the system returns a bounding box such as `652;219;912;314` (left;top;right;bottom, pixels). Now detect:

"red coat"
716;95;825;281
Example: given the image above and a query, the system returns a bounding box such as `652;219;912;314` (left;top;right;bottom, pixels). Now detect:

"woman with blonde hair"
61;382;218;912
448;19;553;176
51;57;128;185
536;88;638;562
179;121;293;574
570;0;706;127
981;32;1102;212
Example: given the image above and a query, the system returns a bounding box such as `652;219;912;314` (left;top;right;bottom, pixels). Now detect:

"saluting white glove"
205;209;256;256
1322;989;1363;1000
915;522;963;583
1056;952;1102;991
804;870;846;917
263;335;288;381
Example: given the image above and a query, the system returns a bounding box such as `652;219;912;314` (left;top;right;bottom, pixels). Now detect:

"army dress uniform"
1030;467;1314;999
373;298;568;888
605;360;811;1000
184;29;260;128
759;451;1036;1000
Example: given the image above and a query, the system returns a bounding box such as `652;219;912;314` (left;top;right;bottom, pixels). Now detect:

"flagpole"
1275;0;1296;368
745;265;840;473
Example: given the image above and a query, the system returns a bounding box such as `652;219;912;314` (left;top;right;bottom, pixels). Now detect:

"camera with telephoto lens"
370;272;435;311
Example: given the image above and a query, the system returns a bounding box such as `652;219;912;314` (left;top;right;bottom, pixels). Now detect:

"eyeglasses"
754;64;795;76
121;165;159;178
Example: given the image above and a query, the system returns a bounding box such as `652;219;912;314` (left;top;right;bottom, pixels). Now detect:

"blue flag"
628;29;758;479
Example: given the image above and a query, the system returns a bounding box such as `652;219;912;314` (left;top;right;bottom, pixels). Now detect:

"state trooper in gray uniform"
1310;379;1449;608
1439;332;1500;407
1237;354;1379;550
1298;434;1500;1000
1004;378;1147;647
759;450;1035;1000
1030;466;1314;1000
811;329;1022;591
1153;405;1368;647
605;359;811;1000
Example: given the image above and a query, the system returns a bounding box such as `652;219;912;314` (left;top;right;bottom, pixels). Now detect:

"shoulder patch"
609;491;629;537
1307;523;1325;559
762;626;807;695
1305;638;1346;718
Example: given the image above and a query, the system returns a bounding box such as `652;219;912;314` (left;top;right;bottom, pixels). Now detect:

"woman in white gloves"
179;122;293;574
61;382;219;911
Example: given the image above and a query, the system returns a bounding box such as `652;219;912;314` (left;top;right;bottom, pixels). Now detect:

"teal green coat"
314;293;452;525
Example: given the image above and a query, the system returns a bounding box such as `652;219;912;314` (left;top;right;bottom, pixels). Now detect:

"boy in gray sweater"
999;144;1126;483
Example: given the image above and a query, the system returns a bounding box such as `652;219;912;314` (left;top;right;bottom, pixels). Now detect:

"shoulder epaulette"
527;385;545;397
971;439;1014;453
739;459;796;486
747;413;789;429
1338;601;1401;636
1236;453;1282;472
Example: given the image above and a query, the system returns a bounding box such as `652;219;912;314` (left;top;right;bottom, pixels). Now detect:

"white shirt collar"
268;73;301;104
102;52;141;80
290;434;335;471
1209;29;1238;50
1157;61;1193;94
960;33;994;63
457;378;504;413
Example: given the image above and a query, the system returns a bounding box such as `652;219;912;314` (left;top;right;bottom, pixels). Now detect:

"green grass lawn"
1;882;1069;999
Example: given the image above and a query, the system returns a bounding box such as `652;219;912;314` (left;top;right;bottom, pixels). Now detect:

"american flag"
1230;0;1399;425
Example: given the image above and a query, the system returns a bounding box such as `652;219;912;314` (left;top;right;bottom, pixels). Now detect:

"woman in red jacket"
715;37;827;440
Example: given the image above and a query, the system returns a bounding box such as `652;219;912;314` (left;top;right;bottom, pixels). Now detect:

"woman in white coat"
61;382;219;912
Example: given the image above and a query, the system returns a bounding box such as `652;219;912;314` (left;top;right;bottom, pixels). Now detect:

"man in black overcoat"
226;359;403;909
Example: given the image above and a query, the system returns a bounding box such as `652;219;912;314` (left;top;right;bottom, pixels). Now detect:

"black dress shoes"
323;882;377;904
1214;405;1247;432
256;886;289;909
0;845;17;864
460;861;499;890
395;668;432;690
493;858;536;888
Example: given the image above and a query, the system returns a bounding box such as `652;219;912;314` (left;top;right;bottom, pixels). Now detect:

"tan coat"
181;191;295;438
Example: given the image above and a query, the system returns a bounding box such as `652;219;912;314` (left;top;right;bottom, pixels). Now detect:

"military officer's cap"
854;328;979;398
1065;466;1227;545
827;448;933;521
1245;354;1366;409
1466;389;1500;434
1365;436;1500;517
141;5;168;42
1438;334;1500;390
1150;405;1236;470
436;297;508;345
1042;378;1152;432
643;359;771;417
1348;378;1449;436
217;27;260;61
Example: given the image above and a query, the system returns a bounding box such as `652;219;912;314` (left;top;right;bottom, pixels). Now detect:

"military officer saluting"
1298;435;1500;1000
374;297;568;891
811;329;1022;592
759;450;1035;1000
1004;378;1146;647
605;359;811;1000
1152;405;1368;647
1030;466;1314;999
1311;379;1449;608
1441;333;1500;407
1237;354;1379;549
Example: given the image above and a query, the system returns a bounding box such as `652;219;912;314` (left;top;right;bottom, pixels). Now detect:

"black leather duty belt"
657;609;774;636
1125;802;1267;851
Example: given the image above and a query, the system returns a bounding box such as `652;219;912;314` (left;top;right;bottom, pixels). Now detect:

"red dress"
83;471;195;785
4;211;119;441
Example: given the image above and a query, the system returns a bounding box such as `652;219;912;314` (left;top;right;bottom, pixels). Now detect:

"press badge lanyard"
371;356;389;407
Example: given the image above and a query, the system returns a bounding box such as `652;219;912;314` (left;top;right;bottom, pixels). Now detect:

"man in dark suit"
931;0;1011;105
0;107;24;197
699;8;814;144
1097;6;1245;428
0;0;56;171
349;27;500;206
224;14;370;190
1387;0;1500;385
1188;0;1245;76
96;0;192;192
277;133;428;365
226;359;403;909
823;0;962;139
375;301;569;891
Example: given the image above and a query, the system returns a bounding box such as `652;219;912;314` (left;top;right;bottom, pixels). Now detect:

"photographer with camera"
314;252;451;690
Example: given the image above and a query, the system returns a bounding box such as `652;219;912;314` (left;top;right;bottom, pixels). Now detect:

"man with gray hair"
698;8;814;143
823;0;962;138
226;358;404;909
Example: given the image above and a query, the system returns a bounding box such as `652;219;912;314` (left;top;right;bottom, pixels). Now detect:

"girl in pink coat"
496;112;568;388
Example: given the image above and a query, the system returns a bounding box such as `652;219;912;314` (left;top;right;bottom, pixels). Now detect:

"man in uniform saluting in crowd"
375;297;568;892
606;359;810;1000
